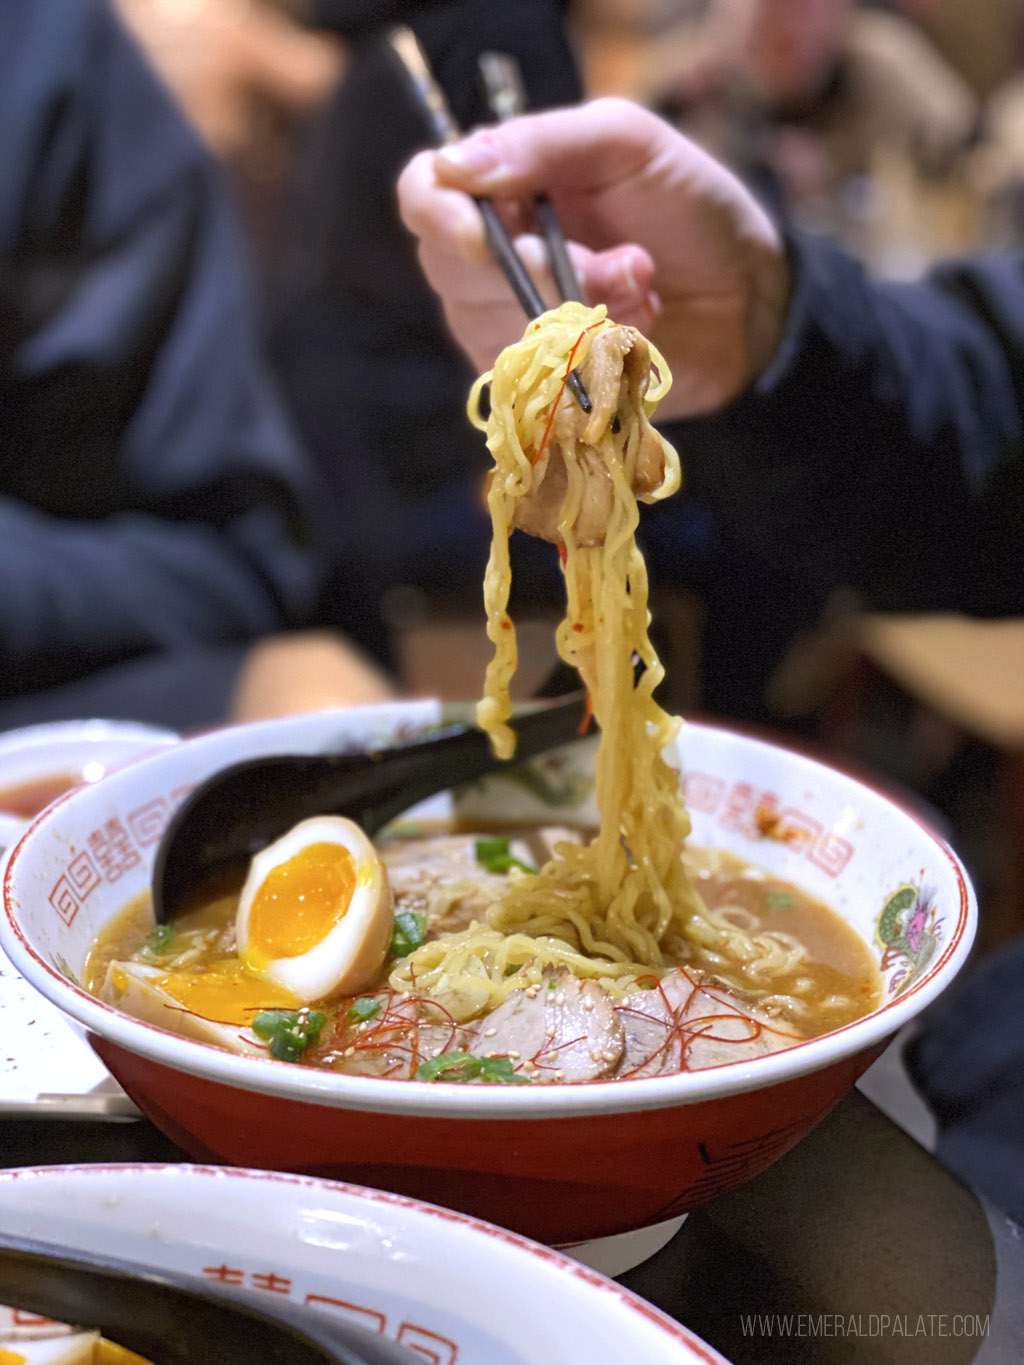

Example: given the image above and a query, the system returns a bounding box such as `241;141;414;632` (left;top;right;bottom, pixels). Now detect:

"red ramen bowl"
1;703;975;1262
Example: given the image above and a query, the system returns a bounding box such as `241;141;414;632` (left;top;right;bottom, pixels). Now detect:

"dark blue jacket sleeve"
0;0;317;699
669;232;1024;615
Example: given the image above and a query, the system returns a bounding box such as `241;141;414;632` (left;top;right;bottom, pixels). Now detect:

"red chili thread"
530;321;605;469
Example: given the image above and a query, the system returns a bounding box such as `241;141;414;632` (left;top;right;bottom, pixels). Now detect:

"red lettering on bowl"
128;798;171;847
396;1323;459;1364
682;772;726;813
67;850;101;900
304;1295;386;1335
87;820;141;882
48;877;80;927
809;832;855;877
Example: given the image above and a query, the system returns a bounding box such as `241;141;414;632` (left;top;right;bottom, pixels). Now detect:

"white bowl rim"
0;1161;725;1363
1;714;976;1120
0;716;178;754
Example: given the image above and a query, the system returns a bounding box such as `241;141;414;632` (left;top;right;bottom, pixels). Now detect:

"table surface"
1;1090;1020;1365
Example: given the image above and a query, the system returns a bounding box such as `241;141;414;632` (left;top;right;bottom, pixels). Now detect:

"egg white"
235;815;394;1003
1;1335;101;1364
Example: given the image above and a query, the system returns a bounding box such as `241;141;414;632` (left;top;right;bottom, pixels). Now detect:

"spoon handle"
351;691;589;835
153;693;589;921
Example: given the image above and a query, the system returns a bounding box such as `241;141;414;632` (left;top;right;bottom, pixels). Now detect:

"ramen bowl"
1;702;975;1256
0;1164;725;1364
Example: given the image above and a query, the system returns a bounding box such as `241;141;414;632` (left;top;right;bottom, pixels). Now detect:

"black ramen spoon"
152;690;589;923
0;1229;418;1364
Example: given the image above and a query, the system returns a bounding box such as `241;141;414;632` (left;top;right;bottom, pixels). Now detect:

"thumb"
433;97;673;198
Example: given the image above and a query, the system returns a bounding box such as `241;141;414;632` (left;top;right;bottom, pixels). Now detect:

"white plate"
0;1165;729;1365
0;720;176;1119
1;830;137;1118
0;936;137;1119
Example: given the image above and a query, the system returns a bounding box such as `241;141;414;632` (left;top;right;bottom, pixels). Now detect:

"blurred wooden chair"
814;614;1024;951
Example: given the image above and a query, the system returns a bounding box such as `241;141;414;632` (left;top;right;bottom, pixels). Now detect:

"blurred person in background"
0;0;392;735
396;97;1024;1220
642;0;979;266
113;0;345;279
879;0;1024;99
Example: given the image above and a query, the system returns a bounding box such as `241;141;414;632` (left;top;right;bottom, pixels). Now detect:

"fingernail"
437;135;502;177
619;256;639;299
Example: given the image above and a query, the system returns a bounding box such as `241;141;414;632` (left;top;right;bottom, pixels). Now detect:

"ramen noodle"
393;302;751;1011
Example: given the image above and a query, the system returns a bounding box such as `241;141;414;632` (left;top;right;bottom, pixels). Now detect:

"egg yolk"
149;962;300;1025
96;1344;157;1365
245;840;359;963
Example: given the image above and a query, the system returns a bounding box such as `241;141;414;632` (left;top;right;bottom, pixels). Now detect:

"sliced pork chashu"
470;972;625;1082
616;970;803;1078
513;323;667;546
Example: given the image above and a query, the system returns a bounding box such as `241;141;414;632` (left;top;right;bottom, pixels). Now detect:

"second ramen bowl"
1;702;975;1256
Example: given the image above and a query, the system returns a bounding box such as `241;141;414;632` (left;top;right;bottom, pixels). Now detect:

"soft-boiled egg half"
0;1333;151;1363
234;815;394;1003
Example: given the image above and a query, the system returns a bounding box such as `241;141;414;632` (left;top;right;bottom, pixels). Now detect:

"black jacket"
0;0;317;706
670;231;1024;617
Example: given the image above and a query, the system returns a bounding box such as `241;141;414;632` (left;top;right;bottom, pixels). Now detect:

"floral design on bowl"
876;883;945;997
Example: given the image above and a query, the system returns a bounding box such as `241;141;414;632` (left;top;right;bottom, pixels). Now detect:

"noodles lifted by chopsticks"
399;303;705;1003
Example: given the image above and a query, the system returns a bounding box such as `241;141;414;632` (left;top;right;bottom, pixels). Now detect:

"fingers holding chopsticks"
399;150;566;367
398;145;660;368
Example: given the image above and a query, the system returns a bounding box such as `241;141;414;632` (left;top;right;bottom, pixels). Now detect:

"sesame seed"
601;1049;618;1063
507;1050;521;1060
554;992;565;1006
483;1027;497;1038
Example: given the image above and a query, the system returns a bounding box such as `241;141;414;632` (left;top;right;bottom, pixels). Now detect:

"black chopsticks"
477;51;585;306
388;27;592;414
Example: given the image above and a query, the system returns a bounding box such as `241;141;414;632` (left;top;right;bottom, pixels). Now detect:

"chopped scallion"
348;997;383;1022
389;910;427;959
145;924;176;953
474;836;537;876
414;1051;530;1084
251;1009;326;1063
765;891;795;910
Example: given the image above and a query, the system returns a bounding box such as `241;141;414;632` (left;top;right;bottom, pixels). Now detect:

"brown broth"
86;837;881;1073
685;849;880;1034
0;771;85;816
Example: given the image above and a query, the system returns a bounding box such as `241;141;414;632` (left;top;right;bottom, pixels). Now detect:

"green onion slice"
474;836;537;876
414;1051;530;1084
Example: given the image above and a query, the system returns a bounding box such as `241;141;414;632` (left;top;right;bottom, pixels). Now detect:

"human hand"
397;97;789;421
